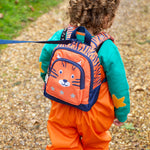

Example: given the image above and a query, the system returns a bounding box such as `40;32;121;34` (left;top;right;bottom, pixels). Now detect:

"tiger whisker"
72;81;80;83
50;75;57;78
72;84;80;87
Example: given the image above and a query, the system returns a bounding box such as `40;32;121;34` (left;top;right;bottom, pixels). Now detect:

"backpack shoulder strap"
66;25;76;39
91;32;114;53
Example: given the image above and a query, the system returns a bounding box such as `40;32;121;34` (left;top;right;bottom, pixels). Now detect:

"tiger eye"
59;70;63;74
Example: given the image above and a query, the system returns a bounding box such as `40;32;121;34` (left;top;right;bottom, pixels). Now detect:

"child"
39;0;130;149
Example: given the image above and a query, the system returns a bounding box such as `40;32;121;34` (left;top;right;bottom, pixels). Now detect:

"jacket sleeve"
39;29;64;81
98;40;130;122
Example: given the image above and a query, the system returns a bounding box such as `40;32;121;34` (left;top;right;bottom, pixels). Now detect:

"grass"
0;0;63;50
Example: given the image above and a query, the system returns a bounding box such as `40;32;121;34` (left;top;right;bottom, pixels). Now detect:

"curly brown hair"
69;0;120;35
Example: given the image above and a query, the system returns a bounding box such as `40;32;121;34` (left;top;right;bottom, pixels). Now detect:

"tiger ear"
77;61;81;65
57;54;61;59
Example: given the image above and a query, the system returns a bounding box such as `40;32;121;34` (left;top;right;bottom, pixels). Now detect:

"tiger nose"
63;79;68;83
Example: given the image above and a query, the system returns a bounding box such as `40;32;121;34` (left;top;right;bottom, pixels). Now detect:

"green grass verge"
0;0;63;51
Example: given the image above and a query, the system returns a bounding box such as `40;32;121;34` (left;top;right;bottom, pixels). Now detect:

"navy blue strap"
71;26;92;46
0;27;91;45
0;39;72;45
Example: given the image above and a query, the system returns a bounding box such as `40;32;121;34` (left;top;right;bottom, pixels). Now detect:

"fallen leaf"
28;17;34;21
0;13;3;19
15;0;19;4
28;5;34;12
134;85;145;92
136;40;150;45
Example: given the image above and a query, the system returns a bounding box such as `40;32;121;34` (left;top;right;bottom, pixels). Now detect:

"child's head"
69;0;120;35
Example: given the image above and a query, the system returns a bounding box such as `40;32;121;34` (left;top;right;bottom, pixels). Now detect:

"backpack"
44;26;114;111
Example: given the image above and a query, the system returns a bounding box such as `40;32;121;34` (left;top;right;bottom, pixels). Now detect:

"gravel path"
0;0;150;149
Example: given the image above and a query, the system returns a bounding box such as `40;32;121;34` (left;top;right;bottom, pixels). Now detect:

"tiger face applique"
50;60;81;88
46;58;84;105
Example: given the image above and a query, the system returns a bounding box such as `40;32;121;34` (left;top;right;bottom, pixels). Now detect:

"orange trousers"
46;82;115;150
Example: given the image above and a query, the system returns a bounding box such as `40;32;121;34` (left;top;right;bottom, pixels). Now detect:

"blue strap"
0;27;92;45
0;39;72;45
71;26;92;46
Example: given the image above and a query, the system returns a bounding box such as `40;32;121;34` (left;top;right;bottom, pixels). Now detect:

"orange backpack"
44;26;114;111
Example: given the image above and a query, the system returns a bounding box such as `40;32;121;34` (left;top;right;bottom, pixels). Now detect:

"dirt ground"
0;0;150;149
